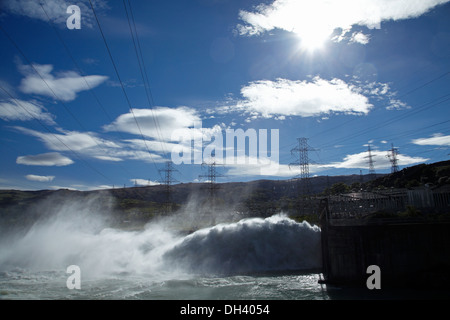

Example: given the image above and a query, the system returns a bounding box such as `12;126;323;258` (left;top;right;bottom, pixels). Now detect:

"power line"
0;23;132;181
0;25;89;132
371;119;450;143
123;0;168;159
39;1;115;125
88;0;162;179
396;71;449;100
318;93;450;150
38;2;137;179
301;71;450;148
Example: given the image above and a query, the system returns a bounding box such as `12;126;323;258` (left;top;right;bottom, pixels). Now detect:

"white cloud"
93;155;123;162
124;139;191;155
412;133;450;146
25;174;55;182
231;77;373;118
14;126;112;151
387;99;411;110
350;32;370;44
18;62;108;101
104;107;225;160
104;107;201;142
114;149;165;163
1;0;108;28
225;162;290;177
333;31;371;44
49;185;79;190
322;150;428;170
130;179;160;186
14;126;167;164
237;0;449;44
16;152;73;166
224;156;324;177
0;99;55;124
354;81;394;97
50;184;115;191
220;77;407;119
225;162;291;177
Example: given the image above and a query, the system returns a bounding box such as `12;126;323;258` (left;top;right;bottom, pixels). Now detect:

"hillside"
369;160;450;189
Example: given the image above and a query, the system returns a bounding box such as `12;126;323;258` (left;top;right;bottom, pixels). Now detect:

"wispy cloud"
25;174;55;182
13;126;166;164
14;126;114;151
237;0;449;44
104;107;201;142
124;139;192;155
0;99;55;124
412;133;450;146
18;62;108;102
386;99;411;110
103;106;224;153
93;155;123;162
322;149;428;170
16;152;73;166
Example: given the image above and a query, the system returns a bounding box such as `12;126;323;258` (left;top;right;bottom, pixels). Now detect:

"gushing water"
0;195;323;299
164;215;321;275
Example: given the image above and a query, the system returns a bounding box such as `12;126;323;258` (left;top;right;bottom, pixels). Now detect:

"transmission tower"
387;143;399;173
199;157;224;200
289;137;317;197
365;143;376;180
158;160;178;212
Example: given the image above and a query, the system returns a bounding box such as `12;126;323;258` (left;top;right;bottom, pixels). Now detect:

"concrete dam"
318;190;450;289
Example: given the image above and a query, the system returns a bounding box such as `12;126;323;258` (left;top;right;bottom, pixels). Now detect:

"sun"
297;26;330;52
276;1;333;52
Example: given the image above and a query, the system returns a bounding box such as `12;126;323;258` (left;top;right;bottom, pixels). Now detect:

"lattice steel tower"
387;143;399;173
158;160;178;211
199;157;224;200
290;137;316;196
365;143;376;179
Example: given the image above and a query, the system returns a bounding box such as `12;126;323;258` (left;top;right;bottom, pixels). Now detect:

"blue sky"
0;0;449;191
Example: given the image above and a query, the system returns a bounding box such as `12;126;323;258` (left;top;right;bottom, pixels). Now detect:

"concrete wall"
321;221;450;288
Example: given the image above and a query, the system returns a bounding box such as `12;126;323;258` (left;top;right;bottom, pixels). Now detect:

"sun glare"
282;2;333;52
296;26;330;52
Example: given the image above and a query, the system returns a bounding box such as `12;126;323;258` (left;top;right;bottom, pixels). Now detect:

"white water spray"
0;195;321;280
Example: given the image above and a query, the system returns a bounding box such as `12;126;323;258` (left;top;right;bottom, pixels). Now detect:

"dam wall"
320;219;450;288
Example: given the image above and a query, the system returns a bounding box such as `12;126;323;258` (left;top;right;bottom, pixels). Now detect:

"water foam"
163;214;322;275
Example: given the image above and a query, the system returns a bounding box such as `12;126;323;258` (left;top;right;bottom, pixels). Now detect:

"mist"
0;191;322;281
